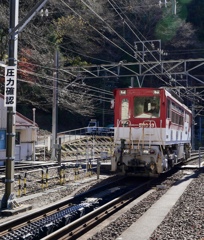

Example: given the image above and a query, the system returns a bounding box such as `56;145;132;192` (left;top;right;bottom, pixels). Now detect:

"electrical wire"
17;68;113;98
15;0;204;113
17;0;198;106
0;70;113;105
56;0;174;94
81;0;177;91
60;0;136;60
19;1;168;88
107;0;204;102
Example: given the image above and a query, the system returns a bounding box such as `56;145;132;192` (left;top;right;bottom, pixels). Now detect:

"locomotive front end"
111;87;192;176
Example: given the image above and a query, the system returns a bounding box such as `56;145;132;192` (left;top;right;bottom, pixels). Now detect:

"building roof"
0;93;38;128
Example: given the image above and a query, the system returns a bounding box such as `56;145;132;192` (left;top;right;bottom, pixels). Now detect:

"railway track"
0;164;188;240
0;150;202;175
0;152;203;240
0;162;58;175
182;151;204;166
42;181;153;240
0;177;153;240
0;150;202;196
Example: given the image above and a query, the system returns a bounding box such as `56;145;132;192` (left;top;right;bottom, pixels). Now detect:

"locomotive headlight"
153;90;160;94
142;149;155;154
120;90;126;95
143;150;149;154
124;149;129;154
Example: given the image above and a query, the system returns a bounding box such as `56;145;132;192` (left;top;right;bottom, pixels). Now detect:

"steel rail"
41;180;153;240
0;177;126;235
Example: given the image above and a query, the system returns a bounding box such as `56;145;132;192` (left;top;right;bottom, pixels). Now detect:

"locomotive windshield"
134;96;160;118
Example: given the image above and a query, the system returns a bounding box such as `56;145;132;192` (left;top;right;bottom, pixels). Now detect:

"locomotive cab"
111;87;192;176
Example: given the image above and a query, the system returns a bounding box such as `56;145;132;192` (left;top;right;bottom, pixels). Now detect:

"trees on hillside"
0;0;202;124
187;0;204;41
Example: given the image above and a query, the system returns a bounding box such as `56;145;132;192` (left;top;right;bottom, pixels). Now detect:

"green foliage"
178;0;192;3
178;5;188;19
187;0;204;40
0;0;203;130
155;0;197;43
177;0;192;19
68;56;88;66
53;15;87;44
155;15;182;42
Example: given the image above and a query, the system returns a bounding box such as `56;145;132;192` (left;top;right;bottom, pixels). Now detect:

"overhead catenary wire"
80;0;136;53
19;32;113;65
60;0;136;60
17;0;193;91
17;67;113;98
13;1;204;113
107;0;204;102
79;0;175;89
73;0;179;88
54;0;169;95
15;0;196;106
0;70;113;104
17;1;204;105
107;0;171;81
9;0;204;82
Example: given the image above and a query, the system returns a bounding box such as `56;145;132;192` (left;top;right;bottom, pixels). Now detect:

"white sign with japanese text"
4;66;17;107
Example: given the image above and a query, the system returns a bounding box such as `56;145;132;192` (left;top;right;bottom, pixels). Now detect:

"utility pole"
1;0;48;210
51;50;59;161
192;103;195;150
102;78;105;127
1;0;19;210
172;0;177;15
32;108;36;161
159;0;176;14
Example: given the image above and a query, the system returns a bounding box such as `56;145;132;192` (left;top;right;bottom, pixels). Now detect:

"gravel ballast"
88;169;204;240
150;170;204;240
0;170;203;240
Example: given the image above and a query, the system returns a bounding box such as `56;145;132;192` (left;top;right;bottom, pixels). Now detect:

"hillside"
0;0;204;131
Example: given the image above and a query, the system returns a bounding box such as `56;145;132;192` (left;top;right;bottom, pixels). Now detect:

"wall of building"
0;95;38;165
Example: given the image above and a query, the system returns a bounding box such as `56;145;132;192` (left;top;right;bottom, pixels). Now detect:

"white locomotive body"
111;87;192;176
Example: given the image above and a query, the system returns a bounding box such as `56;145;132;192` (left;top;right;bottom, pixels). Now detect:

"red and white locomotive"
111;87;192;176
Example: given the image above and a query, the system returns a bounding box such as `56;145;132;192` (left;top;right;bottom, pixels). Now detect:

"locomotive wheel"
117;161;124;166
168;159;174;169
117;162;121;166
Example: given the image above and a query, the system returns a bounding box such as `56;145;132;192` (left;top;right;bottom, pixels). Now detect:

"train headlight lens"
142;149;155;154
149;149;155;154
124;149;129;153
120;90;126;95
143;150;149;154
153;90;160;94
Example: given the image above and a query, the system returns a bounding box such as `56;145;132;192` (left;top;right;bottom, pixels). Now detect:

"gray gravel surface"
0;170;203;240
88;169;204;240
150;169;204;240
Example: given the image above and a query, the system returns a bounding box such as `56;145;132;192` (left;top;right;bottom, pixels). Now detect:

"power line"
17;67;113;98
107;0;204;103
60;0;136;60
